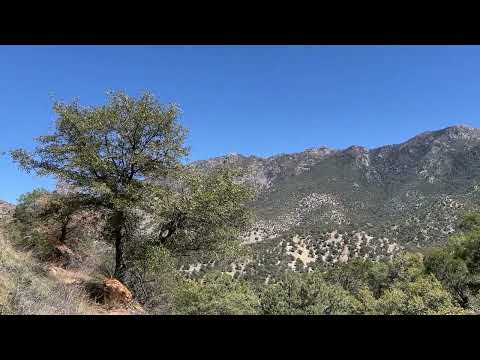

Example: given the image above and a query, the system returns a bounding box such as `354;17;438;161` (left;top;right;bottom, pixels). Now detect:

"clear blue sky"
1;45;480;203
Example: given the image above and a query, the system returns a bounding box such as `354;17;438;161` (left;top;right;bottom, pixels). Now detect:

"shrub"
375;275;464;315
260;271;360;315
10;189;54;259
173;271;259;315
0;226;90;314
323;258;389;298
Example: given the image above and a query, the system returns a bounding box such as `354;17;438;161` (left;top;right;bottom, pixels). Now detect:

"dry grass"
0;221;93;315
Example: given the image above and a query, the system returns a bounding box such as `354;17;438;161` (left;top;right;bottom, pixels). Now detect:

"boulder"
103;278;133;306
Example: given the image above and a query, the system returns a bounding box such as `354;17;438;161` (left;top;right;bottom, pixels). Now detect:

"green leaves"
376;275;464;315
424;220;480;309
144;166;254;261
11;91;189;208
260;271;360;315
458;212;480;233
174;271;260;315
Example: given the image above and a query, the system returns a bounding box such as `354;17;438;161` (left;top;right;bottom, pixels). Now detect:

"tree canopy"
11;91;253;285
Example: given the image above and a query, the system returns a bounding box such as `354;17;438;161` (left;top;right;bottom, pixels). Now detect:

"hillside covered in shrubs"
2;192;480;314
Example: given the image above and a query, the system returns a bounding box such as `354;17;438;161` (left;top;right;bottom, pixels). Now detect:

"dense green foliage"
167;218;480;315
260;271;360;314
254;251;465;315
424;224;480;308
174;271;259;315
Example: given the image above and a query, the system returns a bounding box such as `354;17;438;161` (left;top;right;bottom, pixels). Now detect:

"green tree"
323;258;389;297
143;166;253;262
424;246;470;306
458;212;480;233
11;91;253;285
386;252;425;284
424;223;480;308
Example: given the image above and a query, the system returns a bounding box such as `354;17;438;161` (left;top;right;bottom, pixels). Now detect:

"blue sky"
1;45;480;203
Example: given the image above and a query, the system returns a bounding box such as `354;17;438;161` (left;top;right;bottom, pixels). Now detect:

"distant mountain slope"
188;125;480;281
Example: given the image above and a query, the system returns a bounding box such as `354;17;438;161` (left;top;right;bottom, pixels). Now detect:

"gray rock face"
192;146;338;191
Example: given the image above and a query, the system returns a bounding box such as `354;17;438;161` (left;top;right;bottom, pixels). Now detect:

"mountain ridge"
192;125;480;164
180;125;480;280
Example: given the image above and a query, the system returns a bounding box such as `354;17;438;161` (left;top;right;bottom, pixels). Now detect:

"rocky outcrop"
103;278;133;306
0;201;14;221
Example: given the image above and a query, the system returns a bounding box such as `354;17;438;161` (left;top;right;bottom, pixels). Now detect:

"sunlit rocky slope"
187;125;480;282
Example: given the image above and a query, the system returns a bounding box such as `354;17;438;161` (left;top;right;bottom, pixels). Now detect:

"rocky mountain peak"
411;124;480;143
440;124;480;139
304;146;336;155
343;145;368;156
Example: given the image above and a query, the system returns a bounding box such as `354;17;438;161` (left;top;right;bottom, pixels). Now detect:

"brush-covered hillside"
187;125;480;281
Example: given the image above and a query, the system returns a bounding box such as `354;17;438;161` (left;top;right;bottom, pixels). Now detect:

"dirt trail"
1;206;143;315
46;265;92;285
2;227;142;315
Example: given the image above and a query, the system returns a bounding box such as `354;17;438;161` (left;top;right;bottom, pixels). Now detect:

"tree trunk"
112;210;127;282
58;214;70;244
